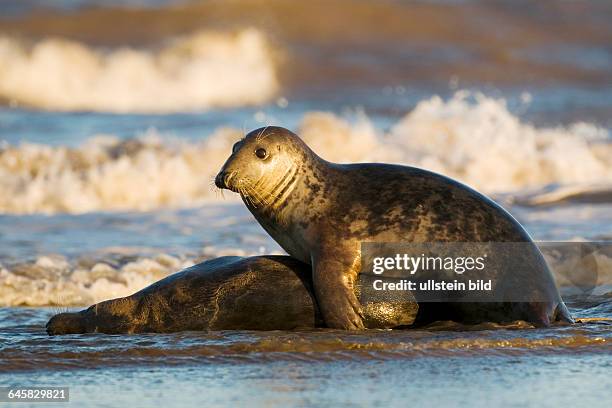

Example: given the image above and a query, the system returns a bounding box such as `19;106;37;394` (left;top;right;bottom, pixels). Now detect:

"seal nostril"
215;171;227;188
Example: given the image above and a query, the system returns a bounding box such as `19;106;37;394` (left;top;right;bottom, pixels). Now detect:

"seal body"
46;256;418;335
215;126;573;329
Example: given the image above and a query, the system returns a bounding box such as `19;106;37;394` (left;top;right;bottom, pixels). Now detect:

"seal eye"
232;141;241;153
255;148;267;159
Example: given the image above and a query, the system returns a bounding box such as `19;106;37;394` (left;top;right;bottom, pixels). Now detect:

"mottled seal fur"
46;256;418;335
215;126;573;329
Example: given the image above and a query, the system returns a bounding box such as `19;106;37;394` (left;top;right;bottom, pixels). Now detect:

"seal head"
215;126;313;211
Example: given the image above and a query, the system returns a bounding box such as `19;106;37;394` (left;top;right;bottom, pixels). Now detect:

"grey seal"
215;126;573;329
46;255;418;335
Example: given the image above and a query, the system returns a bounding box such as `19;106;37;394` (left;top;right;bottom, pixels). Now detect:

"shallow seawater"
1;0;612;406
1;307;612;407
4;355;611;407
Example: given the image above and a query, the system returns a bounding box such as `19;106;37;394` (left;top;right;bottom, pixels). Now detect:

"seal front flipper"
312;255;365;330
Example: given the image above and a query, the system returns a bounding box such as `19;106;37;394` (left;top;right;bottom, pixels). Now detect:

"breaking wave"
1;92;611;214
0;253;193;307
0;29;278;112
0;241;278;307
1;243;611;307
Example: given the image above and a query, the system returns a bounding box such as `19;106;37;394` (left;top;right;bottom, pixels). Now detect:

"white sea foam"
0;239;286;306
0;254;191;306
387;92;612;192
1;244;610;306
0;29;278;112
0;128;243;213
0;92;610;214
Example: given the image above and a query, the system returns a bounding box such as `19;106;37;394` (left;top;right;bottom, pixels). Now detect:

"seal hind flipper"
46;311;88;335
553;301;575;324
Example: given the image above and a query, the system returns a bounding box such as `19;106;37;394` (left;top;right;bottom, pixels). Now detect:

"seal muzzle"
215;171;231;190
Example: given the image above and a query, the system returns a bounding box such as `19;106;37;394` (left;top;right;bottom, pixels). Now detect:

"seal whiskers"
239;182;267;209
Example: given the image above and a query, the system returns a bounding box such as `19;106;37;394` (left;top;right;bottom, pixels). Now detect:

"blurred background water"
0;1;611;406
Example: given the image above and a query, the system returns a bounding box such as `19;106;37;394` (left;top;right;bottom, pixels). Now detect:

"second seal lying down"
46;256;418;335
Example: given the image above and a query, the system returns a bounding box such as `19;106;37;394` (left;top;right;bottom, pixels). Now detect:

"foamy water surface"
1;92;610;214
0;28;278;112
1;1;611;406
